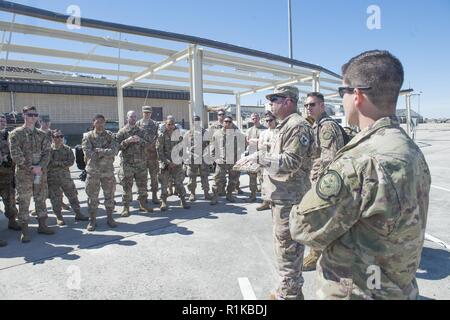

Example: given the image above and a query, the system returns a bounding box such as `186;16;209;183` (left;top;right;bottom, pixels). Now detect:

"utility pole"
288;0;293;67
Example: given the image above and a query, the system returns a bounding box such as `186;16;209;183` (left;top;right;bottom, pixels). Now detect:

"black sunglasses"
218;113;225;116
26;113;39;118
304;102;317;108
265;119;274;122
338;86;372;98
224;120;232;123
53;135;64;139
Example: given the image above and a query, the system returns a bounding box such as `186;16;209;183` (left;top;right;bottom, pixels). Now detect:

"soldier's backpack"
74;145;86;171
317;117;352;146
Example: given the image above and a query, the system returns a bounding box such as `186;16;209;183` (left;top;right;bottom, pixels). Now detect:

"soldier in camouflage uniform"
184;116;211;202
245;113;266;202
157;118;190;211
9;106;55;243
82;114;119;231
237;87;315;300
116;111;153;217
136;106;160;204
290;50;431;300
47;130;88;226
0;115;21;247
302;92;347;271
210;116;245;205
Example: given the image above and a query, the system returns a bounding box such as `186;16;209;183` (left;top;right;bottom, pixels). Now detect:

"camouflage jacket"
116;125;148;166
290;116;431;300
156;128;184;168
310;113;346;183
258;127;277;154
259;113;315;204
82;130;118;176
246;124;266;153
183;127;209;165
48;144;75;180
210;127;245;165
8;126;51;173
136;118;159;161
0;129;13;173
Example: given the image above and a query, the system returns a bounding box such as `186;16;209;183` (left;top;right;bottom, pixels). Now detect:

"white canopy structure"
0;0;343;128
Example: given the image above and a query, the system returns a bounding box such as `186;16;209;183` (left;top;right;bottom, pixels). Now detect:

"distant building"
396;109;424;124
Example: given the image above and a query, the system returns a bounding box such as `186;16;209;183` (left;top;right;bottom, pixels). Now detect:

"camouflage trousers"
248;172;262;193
146;159;159;193
159;165;186;198
212;164;239;194
48;173;81;215
118;163;148;206
85;173;116;213
272;203;305;300
0;170;18;220
186;164;210;193
15;170;48;223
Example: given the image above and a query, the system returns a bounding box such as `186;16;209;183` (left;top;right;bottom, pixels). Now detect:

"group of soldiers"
0;49;431;300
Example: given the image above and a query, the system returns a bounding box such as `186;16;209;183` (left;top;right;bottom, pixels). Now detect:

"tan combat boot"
256;201;271;212
74;209;89;221
87;211;96;232
226;191;236;203
210;192;218;206
20;223;30;243
203;191;212;200
180;196;190;209
236;187;244;195
106;211;118;228
121;206;130;218
152;191;160;205
54;212;66;226
167;187;174;196
160;197;168;212
8;218;22;231
139;199;154;213
248;191;257;203
188;192;196;202
303;249;321;272
37;218;55;235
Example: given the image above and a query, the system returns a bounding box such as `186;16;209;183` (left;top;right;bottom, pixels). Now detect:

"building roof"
396;109;423;118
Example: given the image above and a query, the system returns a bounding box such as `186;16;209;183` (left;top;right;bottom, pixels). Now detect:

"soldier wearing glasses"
9;106;55;243
236;87;315;300
301;92;346;271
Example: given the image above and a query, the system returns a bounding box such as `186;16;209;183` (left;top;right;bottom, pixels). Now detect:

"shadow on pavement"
417;247;450;281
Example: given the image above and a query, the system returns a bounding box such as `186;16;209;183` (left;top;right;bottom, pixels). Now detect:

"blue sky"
4;0;450;118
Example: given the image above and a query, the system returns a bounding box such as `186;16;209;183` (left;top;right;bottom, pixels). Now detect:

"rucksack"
74;145;86;171
317;117;352;146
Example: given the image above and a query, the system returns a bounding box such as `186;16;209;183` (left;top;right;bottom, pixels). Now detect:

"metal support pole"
288;0;293;67
312;72;321;92
236;94;242;130
189;45;205;129
117;82;125;128
406;94;412;137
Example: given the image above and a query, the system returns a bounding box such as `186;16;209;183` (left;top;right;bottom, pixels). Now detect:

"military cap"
224;115;233;121
266;86;299;101
142;106;153;113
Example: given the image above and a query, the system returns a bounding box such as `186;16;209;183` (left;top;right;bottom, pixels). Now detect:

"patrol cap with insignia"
142;106;153;113
266;86;299;102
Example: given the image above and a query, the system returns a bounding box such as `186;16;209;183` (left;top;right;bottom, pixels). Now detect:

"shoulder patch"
300;134;310;146
316;170;343;200
322;131;332;141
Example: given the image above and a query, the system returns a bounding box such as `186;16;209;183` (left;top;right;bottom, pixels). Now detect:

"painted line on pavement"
431;185;450;193
425;233;450;251
238;278;257;300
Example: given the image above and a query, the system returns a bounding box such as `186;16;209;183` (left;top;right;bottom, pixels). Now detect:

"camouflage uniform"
82;130;118;215
0;129;18;222
8;126;51;223
259;113;315;300
157;128;186;200
310;112;346;183
184;127;210;195
210;127;245;196
290;117;431;300
246;124;266;194
47;144;82;217
136;118;159;196
116;125;149;207
304;112;346;270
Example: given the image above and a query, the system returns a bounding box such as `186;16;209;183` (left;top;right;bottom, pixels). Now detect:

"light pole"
288;0;293;67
